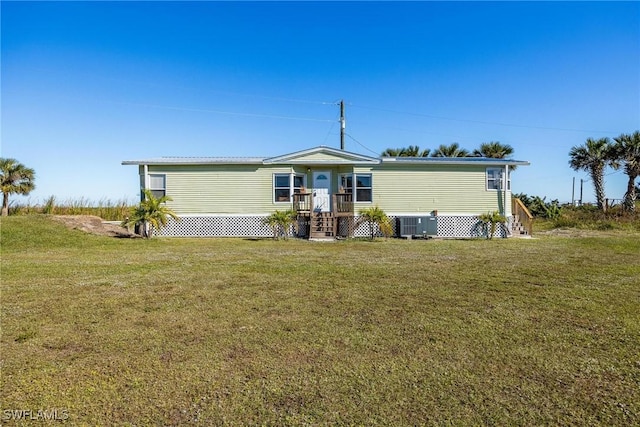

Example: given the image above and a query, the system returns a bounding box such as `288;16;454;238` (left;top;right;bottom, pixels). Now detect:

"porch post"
504;165;509;216
142;164;149;202
289;170;295;201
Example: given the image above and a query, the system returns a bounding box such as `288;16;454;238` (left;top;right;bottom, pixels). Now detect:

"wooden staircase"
511;214;530;237
511;198;534;238
309;212;336;239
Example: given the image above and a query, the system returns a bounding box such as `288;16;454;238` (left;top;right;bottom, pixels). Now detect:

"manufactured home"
122;146;531;238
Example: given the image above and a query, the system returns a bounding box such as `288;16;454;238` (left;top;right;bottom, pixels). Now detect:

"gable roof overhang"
122;147;529;167
262;146;381;166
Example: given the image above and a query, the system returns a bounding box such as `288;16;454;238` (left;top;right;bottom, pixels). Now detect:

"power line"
21;66;338;107
344;133;380;156
578;168;623;183
350;104;619;134
115;101;335;123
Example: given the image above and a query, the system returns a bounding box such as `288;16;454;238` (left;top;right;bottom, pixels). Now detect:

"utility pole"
571;177;575;206
340;100;345;150
580;178;584;205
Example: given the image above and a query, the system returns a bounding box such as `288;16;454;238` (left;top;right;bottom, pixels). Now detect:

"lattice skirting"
434;215;508;238
154;215;510;238
338;215;508;238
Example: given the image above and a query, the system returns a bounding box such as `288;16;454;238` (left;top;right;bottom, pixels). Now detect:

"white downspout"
504;164;509;216
143;164;149;200
504;164;510;237
289;167;295;200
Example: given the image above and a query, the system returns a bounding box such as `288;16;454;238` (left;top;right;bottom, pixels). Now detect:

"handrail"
292;193;312;213
333;193;353;214
292;192;354;215
512;197;534;236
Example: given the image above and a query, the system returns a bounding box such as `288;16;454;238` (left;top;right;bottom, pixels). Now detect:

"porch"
293;192;355;239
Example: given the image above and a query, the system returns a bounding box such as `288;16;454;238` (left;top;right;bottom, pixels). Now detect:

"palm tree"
358;206;392;239
381;145;430;157
381;148;404;157
472;141;514;159
121;189;179;238
568;137;615;212
473;141;517;171
263;209;298;240
478;211;507;240
1;158;36;216
430;143;470;158
612;131;640;212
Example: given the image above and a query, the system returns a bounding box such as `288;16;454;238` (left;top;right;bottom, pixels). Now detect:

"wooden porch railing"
512;197;534;236
292;192;354;215
292;193;312;213
333;193;353;215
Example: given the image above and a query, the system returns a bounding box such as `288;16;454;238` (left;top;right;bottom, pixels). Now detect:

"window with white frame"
274;173;305;202
339;173;372;202
148;174;166;199
486;168;510;191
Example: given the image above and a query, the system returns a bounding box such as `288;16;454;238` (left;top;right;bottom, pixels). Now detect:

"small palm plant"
121;189;180;238
263;209;298;240
478;211;507;240
358;206;393;240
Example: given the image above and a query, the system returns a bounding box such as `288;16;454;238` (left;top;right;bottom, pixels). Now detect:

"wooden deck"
292;193;355;239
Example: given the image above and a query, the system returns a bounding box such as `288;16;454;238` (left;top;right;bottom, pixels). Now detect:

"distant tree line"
569;131;640;213
382;141;515;160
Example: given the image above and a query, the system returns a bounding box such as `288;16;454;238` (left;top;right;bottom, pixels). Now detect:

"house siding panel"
148;165;302;214
298;152;347;161
358;164;511;215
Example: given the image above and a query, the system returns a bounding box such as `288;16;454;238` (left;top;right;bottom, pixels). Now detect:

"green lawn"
1;216;639;425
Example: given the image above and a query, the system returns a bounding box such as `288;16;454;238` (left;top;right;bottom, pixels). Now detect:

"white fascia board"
270;159;379;165
380;158;530;166
263;146;380;165
122;158;265;166
173;213;272;217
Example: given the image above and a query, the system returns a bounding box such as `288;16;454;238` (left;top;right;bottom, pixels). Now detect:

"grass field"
1;216;639;425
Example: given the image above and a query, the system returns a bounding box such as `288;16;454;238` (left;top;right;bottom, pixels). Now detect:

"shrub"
478;211;507;239
263;209;298;240
358;206;392;240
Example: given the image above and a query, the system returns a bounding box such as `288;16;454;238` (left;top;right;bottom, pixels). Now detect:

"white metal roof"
122;146;529;167
122;157;265;166
381;157;530;166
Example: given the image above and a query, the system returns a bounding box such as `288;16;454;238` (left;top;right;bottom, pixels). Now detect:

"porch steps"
309;212;336;239
511;215;530;237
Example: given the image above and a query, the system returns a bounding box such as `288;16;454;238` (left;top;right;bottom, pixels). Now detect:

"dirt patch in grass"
535;228;637;238
50;215;138;238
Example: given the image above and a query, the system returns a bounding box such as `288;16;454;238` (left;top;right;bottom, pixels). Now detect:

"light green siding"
147;165;308;214
145;163;512;216
296;152;365;163
357;164;511;215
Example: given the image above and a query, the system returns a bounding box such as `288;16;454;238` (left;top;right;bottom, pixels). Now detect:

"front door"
312;171;331;212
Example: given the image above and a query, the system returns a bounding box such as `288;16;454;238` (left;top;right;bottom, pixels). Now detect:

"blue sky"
2;1;639;205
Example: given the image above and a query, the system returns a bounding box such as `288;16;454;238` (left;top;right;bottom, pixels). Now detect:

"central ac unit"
397;216;438;238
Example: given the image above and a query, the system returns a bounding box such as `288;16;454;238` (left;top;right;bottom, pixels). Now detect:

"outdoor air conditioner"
397;216;437;238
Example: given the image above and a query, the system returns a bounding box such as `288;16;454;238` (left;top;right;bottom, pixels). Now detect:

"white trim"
312;170;332;212
172;213;273;218
339;172;373;203
486;167;510;191
263;146;380;165
273;172;306;204
143;164;149;190
382;157;529;166
390;212;513;217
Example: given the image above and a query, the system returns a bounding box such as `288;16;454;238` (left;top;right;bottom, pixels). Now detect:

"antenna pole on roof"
340;100;345;150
